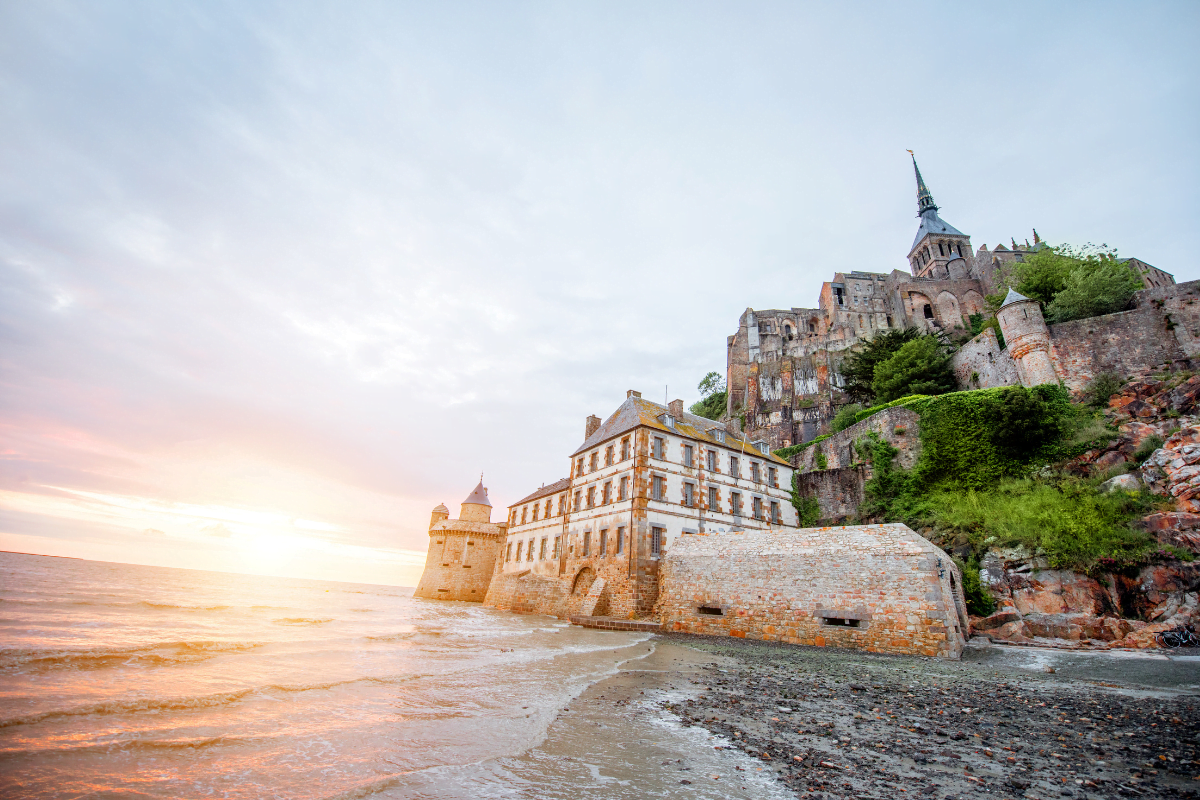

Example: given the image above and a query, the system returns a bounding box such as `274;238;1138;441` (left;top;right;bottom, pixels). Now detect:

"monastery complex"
413;158;1190;660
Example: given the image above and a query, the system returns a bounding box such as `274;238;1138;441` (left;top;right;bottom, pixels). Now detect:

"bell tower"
906;155;972;279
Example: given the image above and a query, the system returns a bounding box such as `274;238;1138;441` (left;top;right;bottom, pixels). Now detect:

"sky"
1;1;1197;586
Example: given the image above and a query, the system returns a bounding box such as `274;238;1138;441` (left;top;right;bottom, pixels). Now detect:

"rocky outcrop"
972;547;1200;649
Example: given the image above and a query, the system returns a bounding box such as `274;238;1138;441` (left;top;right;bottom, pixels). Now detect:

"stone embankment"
972;373;1200;649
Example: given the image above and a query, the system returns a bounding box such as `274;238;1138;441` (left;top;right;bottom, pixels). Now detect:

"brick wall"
793;467;865;523
788;407;921;473
655;523;969;659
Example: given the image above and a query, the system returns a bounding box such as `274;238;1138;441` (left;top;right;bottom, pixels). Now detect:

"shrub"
1133;435;1164;463
1045;259;1142;323
814;446;828;471
871;336;956;403
831;403;863;433
1083;372;1125;408
954;556;996;617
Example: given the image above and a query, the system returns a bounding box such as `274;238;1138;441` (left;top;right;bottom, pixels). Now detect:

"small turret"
997;288;1058;387
460;479;492;523
430;503;449;529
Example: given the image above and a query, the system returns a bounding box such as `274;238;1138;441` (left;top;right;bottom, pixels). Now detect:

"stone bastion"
656;523;970;659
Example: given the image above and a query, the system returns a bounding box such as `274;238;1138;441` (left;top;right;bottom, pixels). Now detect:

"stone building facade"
728;157;1173;450
484;392;797;619
412;480;506;602
656;523;969;659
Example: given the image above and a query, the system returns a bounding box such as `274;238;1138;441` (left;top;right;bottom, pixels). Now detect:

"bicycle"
1155;624;1200;648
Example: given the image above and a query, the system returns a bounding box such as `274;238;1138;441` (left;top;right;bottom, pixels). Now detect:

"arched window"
938;242;945;256
923;304;934;319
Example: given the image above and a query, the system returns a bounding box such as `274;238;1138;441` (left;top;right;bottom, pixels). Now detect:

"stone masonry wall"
789;407;921;473
655;523;969;658
950;327;1019;390
793;467;865;523
413;522;503;602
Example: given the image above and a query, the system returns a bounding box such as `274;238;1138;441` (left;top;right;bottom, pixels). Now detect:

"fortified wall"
656;523;969;659
413;481;506;602
952;281;1200;393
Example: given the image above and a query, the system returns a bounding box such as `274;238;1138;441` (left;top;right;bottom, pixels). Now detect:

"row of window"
651;438;777;484
506;526;636;563
649;477;781;521
511;493;569;526
575;437;633;478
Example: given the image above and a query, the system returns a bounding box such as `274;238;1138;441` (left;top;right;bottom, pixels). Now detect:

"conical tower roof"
432;503;449;514
462;480;491;508
1000;287;1031;307
912;154;938;216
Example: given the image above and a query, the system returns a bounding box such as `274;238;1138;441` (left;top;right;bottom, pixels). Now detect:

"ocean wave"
0;674;424;730
138;601;231;612
272;617;334;625
0;733;257;756
0;640;264;674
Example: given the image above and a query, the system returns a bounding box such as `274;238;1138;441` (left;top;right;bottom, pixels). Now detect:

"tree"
831;403;863;433
871;335;956;402
839;327;922;404
1045;259;1141;323
689;371;727;420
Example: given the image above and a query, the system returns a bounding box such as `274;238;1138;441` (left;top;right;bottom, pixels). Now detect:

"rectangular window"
553;536;561;557
706;450;717;471
590;452;598;472
731;492;741;516
730;456;739;478
653;437;664;459
574;491;582;511
583;532;591;556
527;541;535;561
708;486;718;509
619;476;629;500
753;496;763;520
505;543;512;562
539;538;548;559
652;475;665;501
586;486;595;507
576;457;584;478
521;507;528;524
684;444;694;467
603;481;612;504
751;462;760;483
683;482;694;507
616;526;625;554
768;466;777;487
558;495;566;515
651;526;664;557
621;437;630;460
605;445;614;466
770;501;781;524
511;509;518;525
515;541;523;561
599;529;608;556
545;498;552;517
532;505;539;521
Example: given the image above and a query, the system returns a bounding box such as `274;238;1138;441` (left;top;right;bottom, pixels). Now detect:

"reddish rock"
1006;570;1108;616
971;610;1020;631
1092;450;1127;472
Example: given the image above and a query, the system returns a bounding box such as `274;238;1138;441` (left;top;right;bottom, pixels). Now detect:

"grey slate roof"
462;480;492;508
911;210;966;251
509;477;571;508
1001;287;1031;307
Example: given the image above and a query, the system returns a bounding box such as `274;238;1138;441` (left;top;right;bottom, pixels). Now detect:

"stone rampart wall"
652;525;969;657
655;523;968;658
413;530;503;602
789;407;921;473
950;328;1019;390
793;467;865;523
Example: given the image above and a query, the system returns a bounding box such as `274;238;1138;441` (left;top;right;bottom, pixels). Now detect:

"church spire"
911;153;938;216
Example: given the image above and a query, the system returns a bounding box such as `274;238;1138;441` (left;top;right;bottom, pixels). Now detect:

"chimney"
627;389;641;399
585;415;601;439
668;399;684;418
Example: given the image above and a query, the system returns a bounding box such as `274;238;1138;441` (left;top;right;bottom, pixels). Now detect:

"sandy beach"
556;635;1199;800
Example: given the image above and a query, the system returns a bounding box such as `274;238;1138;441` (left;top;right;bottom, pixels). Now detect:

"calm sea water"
0;552;790;799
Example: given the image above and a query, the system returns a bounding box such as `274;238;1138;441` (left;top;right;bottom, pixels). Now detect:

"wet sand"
644;634;1199;800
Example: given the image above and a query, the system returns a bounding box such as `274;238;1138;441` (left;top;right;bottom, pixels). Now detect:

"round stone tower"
996;288;1059;387
413;479;505;602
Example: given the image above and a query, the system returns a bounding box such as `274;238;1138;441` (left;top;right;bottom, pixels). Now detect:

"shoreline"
633;633;1198;799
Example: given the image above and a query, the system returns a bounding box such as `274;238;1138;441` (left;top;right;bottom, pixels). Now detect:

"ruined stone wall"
413;521;504;602
793;467;865;523
788;407;921;474
950;328;1020;390
655;524;968;658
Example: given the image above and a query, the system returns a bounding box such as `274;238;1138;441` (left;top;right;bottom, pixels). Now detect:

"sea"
0;551;791;799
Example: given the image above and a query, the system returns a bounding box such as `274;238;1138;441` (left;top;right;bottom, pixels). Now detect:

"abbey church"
727;157;1176;450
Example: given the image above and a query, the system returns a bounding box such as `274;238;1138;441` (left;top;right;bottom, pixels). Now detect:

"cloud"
202;523;233;539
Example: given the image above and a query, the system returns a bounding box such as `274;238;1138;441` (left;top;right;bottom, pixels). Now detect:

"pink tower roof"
462;480;491;507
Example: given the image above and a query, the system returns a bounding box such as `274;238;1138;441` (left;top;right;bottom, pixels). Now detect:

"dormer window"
662;415;676;429
754;440;768;454
713;430;725;443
